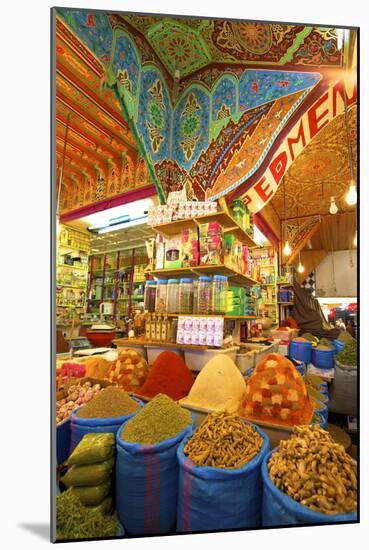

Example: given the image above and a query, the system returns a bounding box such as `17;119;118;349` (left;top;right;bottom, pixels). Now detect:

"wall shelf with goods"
87;247;147;319
251;247;279;325
56;224;90;312
138;206;265;350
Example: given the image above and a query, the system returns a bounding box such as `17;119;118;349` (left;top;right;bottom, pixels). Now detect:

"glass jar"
178;278;194;314
155;280;168;314
212;275;228;314
197;276;212;314
167;279;179;313
144;280;157;312
192;279;199;314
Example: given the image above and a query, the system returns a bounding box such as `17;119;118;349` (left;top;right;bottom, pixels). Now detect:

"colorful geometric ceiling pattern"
56;9;346;204
270;105;357;219
55;17;153;215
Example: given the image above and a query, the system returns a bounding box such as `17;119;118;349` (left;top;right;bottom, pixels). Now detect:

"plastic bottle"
179;278;194;314
155;280;168;314
197;276;212;314
144;280;157;312
212;275;228;314
166;279;179;313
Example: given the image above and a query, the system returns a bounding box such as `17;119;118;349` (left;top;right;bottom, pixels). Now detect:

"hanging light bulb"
353;230;357;247
283;241;292;256
329;196;338;215
297;251;304;273
346;180;357;205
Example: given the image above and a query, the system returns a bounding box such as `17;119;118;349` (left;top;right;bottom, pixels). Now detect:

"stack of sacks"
240;353;313;427
108;349;149;391
180;354;246;413
61;433;115;515
139;351;194;401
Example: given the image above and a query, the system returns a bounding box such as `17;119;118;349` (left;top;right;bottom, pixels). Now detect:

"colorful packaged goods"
199;222;224;265
164;234;182;269
180;354;246;413
181;227;199;267
241;353;313;427
108;349;149;391
139;350;194;401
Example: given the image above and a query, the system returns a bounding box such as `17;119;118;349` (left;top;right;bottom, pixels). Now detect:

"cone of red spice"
140;351;195;401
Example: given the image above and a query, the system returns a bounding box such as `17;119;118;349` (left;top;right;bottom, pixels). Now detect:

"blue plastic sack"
333;339;345;354
116;421;193;535
57;418;71;465
70;398;143;453
176;423;269;532
262;449;357;526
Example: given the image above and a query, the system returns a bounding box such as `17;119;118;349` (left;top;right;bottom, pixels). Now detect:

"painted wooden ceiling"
270;104;357;219
55;17;154;215
122;16;344;81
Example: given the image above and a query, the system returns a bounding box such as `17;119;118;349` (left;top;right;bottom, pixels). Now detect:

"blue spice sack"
116;421;193;535
261;449;357;526
176;423;269;532
70;398;143;453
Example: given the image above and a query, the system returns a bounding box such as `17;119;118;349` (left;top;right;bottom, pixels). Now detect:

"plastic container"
289;339;312;364
197;276;212;314
212;275;228;314
311;347;335;370
178;278;193;314
184;346;239;372
57;418;71;465
236;350;256;374
144;281;157;312
166;279;179;313
155;280;168;314
333;339;345;354
261;449;357;526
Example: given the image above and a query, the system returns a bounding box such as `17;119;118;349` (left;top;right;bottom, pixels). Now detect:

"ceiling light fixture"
283;241;292;256
346;180;357;205
353;230;357;247
329;196;338;215
297;251;305;273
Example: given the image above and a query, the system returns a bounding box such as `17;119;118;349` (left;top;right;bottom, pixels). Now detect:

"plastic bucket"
289;340;312;364
333;340;345;354
311;348;335;370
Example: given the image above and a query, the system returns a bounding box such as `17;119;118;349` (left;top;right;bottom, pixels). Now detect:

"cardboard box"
165;234;182;269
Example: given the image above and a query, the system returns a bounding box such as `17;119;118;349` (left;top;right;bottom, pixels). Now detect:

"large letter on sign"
269;151;288;186
254;176;274;203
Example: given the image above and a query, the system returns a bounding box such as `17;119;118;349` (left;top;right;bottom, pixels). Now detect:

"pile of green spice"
56;489;118;540
76;386;140;418
121;393;192;444
336;339;357;367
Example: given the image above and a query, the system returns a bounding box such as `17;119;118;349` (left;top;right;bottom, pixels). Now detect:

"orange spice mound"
240;353;313;427
140;351;195;401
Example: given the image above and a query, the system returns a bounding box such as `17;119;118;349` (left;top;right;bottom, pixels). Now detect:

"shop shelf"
147;264;259;287
165;313;257;319
58;263;87;271
151;211;258;248
56;284;86;290
278;302;294;305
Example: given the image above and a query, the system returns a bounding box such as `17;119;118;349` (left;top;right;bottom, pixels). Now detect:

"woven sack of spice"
328;359;357;416
176;414;269;532
261;427;357;526
70;387;143;453
115;394;193;535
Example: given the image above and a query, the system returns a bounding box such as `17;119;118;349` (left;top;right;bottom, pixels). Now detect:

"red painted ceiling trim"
254;212;280;248
60;184;157;222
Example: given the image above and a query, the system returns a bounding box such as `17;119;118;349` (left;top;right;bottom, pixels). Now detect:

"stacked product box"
181;227;199;267
198;222;224;266
224;235;252;276
148;201;217;225
176;316;224;347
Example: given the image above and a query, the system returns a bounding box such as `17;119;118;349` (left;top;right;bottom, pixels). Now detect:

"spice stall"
53;7;358;541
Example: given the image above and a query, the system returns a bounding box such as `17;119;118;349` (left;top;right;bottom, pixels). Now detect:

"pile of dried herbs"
336;340;357;367
56;489;119;540
121;393;192;444
76;386;140;418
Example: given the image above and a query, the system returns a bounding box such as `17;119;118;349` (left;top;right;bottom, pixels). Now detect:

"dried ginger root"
268;425;357;515
184;411;263;469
